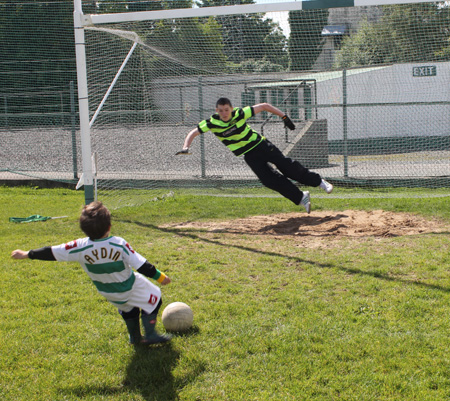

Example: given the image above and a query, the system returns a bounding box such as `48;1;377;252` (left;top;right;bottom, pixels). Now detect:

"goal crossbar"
82;0;439;26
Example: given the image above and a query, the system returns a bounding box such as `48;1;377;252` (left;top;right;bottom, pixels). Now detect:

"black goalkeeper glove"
282;115;295;130
175;148;190;155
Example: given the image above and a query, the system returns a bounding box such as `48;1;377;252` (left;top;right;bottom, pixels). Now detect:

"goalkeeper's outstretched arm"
252;102;285;118
176;127;201;155
252;103;295;130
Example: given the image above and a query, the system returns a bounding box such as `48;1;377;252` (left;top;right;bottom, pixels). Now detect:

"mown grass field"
1;186;450;400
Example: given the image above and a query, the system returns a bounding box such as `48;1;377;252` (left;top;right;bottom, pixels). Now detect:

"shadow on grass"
118;218;450;294
167;325;200;337
122;343;180;401
58;343;180;400
123;327;203;400
256;214;350;235
57;325;202;400
118;218;334;271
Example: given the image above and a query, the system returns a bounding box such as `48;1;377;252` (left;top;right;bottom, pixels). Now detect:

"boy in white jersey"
11;201;171;346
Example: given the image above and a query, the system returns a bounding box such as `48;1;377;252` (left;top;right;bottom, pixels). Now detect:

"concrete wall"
284;119;329;168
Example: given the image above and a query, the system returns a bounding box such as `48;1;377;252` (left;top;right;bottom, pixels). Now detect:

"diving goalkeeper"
176;97;333;213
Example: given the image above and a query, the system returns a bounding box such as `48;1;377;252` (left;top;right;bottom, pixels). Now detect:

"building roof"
246;66;389;89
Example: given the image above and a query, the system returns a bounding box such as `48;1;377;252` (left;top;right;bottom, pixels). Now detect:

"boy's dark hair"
80;201;111;240
216;97;232;108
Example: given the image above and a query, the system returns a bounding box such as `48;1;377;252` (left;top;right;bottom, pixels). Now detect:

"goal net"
80;0;450;208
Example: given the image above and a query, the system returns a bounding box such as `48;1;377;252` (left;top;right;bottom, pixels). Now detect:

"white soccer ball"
162;302;193;332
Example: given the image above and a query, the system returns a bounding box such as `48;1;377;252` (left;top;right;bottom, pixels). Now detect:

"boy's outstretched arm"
11;250;29;259
12;247;56;261
176;127;201;155
137;261;171;285
252;102;295;130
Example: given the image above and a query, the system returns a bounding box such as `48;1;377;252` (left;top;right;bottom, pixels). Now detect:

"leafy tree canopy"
288;9;329;71
335;3;450;68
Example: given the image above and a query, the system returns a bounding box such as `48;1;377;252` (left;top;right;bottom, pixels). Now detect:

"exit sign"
413;66;436;77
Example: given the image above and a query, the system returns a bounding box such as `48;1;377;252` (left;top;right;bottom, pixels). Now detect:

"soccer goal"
73;0;450;208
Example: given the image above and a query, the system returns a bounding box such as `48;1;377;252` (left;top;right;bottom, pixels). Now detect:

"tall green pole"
70;81;78;180
4;96;7;128
343;69;348;178
198;76;206;178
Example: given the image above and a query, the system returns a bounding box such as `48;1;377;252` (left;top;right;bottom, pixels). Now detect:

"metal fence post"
70;81;78;179
343;69;348;178
4;96;8;128
198;76;206;179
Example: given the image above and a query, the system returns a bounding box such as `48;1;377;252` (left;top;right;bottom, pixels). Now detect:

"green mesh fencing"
1;1;449;208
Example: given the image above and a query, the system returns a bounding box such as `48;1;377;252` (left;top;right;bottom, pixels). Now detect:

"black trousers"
119;298;163;319
244;140;322;205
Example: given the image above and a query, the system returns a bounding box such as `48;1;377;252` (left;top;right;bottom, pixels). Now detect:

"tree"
335;3;450;68
288;9;329;71
197;0;288;70
0;0;77;126
334;19;389;68
88;0;227;75
230;57;286;73
0;1;76;91
143;16;227;74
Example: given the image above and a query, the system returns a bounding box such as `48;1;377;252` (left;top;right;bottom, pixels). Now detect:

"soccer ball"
162;302;193;332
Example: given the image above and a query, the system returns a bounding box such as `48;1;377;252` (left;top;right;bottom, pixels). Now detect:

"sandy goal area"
163;210;449;239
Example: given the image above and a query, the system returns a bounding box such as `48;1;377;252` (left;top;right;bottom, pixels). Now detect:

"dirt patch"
163;210;449;239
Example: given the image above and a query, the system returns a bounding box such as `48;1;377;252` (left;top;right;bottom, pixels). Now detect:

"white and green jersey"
51;236;149;305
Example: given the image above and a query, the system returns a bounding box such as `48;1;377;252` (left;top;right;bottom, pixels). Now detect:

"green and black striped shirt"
197;106;263;156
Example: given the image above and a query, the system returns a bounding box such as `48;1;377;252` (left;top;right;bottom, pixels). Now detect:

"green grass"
1;186;450;400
